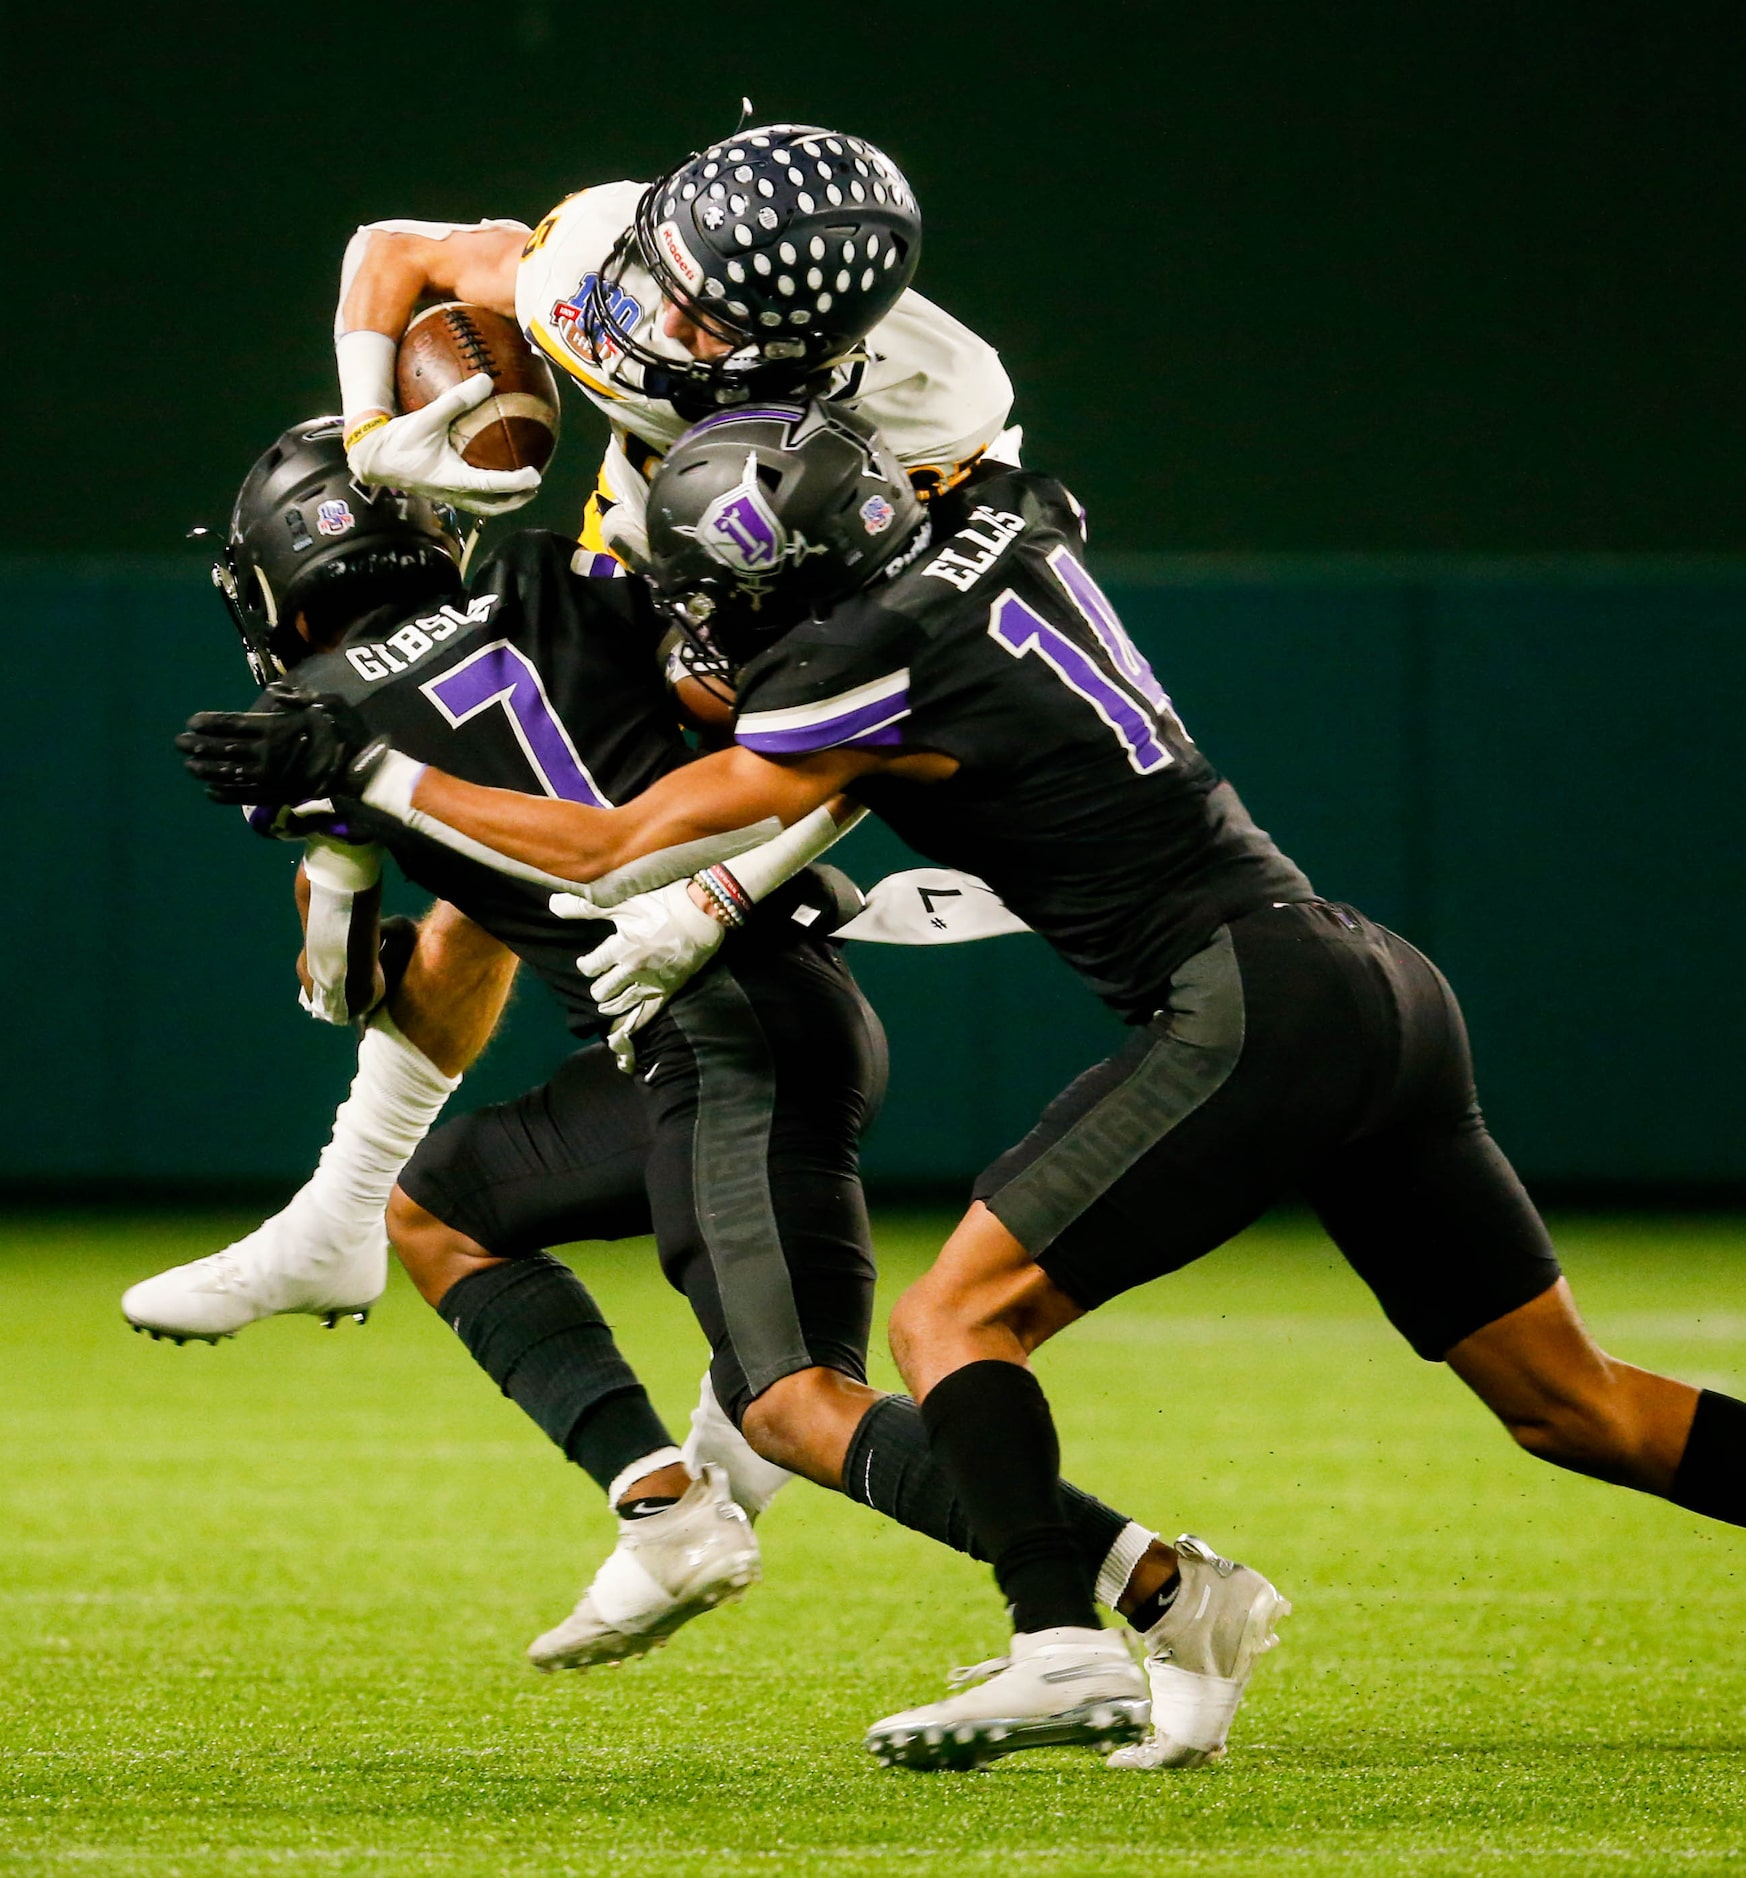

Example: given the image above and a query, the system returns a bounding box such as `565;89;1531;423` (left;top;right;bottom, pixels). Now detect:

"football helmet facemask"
580;124;922;418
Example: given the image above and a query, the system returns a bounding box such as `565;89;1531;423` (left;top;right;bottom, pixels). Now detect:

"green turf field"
1;1212;1742;1876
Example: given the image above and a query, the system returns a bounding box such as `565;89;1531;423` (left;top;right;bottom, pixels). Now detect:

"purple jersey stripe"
843;720;905;749
737;688;911;755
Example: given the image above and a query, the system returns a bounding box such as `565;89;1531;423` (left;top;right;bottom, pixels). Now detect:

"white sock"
284;1008;462;1244
681;1372;795;1520
1096;1520;1161;1611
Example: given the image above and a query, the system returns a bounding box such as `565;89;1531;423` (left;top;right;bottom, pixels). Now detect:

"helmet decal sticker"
655;221;705;293
316;499;356;537
697;453;787;575
860;493;895;534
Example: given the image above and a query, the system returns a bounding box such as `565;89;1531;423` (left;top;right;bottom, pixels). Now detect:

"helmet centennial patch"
859;492;896;535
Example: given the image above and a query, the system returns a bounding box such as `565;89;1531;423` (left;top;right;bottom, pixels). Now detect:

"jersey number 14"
988;547;1186;775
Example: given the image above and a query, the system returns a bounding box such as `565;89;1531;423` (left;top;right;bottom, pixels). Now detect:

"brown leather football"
396;302;560;473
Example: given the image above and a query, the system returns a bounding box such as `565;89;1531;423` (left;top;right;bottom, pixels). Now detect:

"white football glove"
601;996;662;1076
574;880;728;1072
347;374;540;517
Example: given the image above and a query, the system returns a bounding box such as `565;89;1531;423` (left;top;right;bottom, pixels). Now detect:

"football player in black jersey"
190;400;1746;1774
171;417;1191;1700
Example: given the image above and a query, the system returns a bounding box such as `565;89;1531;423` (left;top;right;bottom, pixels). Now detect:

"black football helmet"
581;124;922;416
644;401;927;670
207;417;467;684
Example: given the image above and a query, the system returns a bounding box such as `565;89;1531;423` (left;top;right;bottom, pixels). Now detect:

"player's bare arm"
339;224;523;362
404;744;902;883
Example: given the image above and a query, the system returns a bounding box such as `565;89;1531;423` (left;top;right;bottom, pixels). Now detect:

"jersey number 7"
987;547;1187;776
422;641;610;805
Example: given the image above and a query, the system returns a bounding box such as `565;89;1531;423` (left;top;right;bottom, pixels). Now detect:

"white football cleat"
121;1204;386;1343
680;1373;795;1522
527;1463;760;1672
865;1625;1150;1771
1105;1533;1289;1771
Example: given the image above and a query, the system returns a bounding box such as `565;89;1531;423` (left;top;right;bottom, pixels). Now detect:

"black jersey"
271;532;763;1036
732;469;1313;1018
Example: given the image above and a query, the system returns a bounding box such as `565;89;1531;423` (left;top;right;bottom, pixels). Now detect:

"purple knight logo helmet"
646;401;927;668
696;452;796;584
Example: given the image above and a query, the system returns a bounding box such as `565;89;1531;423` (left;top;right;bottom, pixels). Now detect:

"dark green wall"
3;555;1741;1194
8;2;1745;555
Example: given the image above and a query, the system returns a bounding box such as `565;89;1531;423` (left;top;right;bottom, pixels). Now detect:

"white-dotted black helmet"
645;400;928;669
582;124;922;416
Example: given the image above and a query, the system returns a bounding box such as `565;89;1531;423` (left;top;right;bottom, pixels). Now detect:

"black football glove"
176;683;388;807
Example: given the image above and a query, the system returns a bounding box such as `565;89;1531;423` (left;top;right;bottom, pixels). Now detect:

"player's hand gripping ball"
345;304;559;518
396;304;559;475
177;685;385;807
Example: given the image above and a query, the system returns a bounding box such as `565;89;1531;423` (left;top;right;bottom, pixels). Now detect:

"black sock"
1125;1576;1180;1634
920;1360;1099;1634
1671;1389;1746;1526
842;1393;1130;1580
439;1254;673;1495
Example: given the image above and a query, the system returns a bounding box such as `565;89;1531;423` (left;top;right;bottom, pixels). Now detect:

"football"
396;302;560;473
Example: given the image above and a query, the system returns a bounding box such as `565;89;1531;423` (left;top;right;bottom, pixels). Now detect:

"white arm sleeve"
358;748;781;898
300;837;386;1025
712;804;866;902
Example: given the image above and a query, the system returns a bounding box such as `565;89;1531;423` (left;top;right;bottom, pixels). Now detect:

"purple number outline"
987;588;1173;775
1046;545;1178;722
421;640;609;806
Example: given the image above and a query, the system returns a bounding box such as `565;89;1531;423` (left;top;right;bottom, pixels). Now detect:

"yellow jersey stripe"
528;322;626;403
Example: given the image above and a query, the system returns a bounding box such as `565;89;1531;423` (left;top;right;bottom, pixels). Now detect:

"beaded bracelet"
694;865;751;929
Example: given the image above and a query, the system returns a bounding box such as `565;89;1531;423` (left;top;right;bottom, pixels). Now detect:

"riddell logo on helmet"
657;222;704;292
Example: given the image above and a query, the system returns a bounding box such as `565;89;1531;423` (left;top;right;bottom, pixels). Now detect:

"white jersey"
514;182;1013;485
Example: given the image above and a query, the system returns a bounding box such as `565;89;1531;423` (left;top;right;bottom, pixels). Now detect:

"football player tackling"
170;414;1207;1736
127;120;1014;1346
183;401;1746;1773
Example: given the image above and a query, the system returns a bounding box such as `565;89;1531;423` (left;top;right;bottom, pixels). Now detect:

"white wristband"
336;328;398;431
302;833;384;894
359;749;426;822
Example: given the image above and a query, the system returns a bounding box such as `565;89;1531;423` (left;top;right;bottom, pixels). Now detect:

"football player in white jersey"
334;124;1013;568
127;126;1012;1365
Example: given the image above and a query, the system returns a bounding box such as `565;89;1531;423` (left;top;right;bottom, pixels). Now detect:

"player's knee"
891;1261;1063;1359
740;1367;861;1484
386;1186;481;1305
888;1276;949;1363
